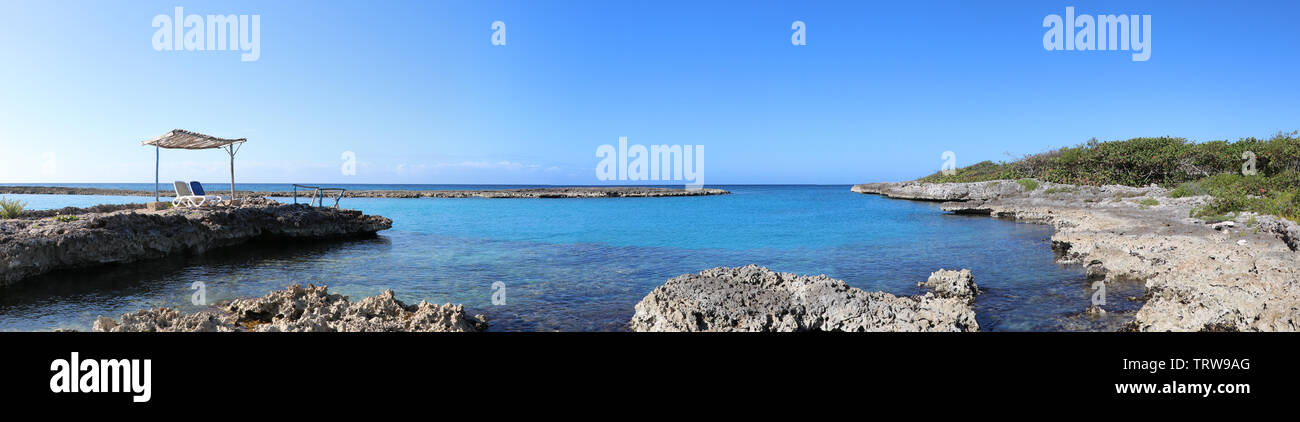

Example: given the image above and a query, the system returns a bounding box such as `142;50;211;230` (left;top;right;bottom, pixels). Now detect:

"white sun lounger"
189;181;230;204
172;181;224;207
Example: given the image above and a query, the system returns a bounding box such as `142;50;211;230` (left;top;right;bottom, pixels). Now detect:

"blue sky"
1;0;1297;185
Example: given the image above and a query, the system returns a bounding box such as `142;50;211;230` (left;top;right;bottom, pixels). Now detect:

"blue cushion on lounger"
190;181;207;196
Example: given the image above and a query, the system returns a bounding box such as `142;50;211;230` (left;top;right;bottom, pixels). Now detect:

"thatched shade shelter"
142;129;247;201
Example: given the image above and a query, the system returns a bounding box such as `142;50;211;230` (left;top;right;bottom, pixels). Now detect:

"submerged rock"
0;203;392;287
919;268;979;299
629;265;979;332
93;284;487;332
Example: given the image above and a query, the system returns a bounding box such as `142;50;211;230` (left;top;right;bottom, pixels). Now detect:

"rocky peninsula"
0;200;392;287
853;180;1300;331
852;180;1024;202
93;284;487;332
0;185;729;199
630;265;980;332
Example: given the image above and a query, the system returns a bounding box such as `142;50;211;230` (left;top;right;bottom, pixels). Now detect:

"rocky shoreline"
0;200;392;287
0;185;729;199
851;180;1024;201
93;284;487;332
629;265;980;332
854;180;1300;331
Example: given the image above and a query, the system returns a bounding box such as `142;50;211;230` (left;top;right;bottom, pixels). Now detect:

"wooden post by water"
227;145;236;200
154;145;159;202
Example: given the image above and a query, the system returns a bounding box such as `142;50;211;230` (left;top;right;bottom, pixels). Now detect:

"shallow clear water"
0;185;1143;331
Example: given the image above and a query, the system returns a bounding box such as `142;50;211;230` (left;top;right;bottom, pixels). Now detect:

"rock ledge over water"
0;203;392;286
851;180;1023;201
629;265;978;332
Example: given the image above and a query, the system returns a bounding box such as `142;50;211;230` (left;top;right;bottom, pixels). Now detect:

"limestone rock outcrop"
1;204;392;286
93;284;487;332
630;265;979;332
920;269;980;299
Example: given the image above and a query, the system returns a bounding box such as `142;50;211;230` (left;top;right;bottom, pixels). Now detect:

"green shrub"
0;197;25;219
1168;181;1208;198
919;160;1020;184
920;132;1300;187
918;132;1300;222
53;214;79;222
1174;172;1300;221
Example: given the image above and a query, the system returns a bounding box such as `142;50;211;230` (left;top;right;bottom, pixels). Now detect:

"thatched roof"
142;129;246;150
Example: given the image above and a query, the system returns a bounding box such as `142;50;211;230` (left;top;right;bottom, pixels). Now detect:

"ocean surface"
0;184;1144;331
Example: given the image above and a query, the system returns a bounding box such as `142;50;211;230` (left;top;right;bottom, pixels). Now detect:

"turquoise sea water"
0;185;1143;331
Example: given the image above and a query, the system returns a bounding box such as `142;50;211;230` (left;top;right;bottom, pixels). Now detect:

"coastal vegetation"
0;197;25;219
919;132;1300;221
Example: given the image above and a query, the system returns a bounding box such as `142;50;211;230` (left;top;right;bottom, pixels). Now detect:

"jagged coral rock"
630;265;978;332
93;284;486;332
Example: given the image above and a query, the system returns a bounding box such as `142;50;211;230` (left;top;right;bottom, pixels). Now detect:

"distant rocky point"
0;186;149;196
93;284;487;332
629;265;979;332
851;180;1024;201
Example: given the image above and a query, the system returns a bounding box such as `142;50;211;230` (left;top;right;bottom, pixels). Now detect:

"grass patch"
1138;198;1160;207
1016;178;1039;191
1169;181;1209;198
1186;173;1300;221
53;214;79;222
0;197;25;219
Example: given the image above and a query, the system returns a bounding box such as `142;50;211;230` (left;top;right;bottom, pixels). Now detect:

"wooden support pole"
228;146;236;200
154;145;159;202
